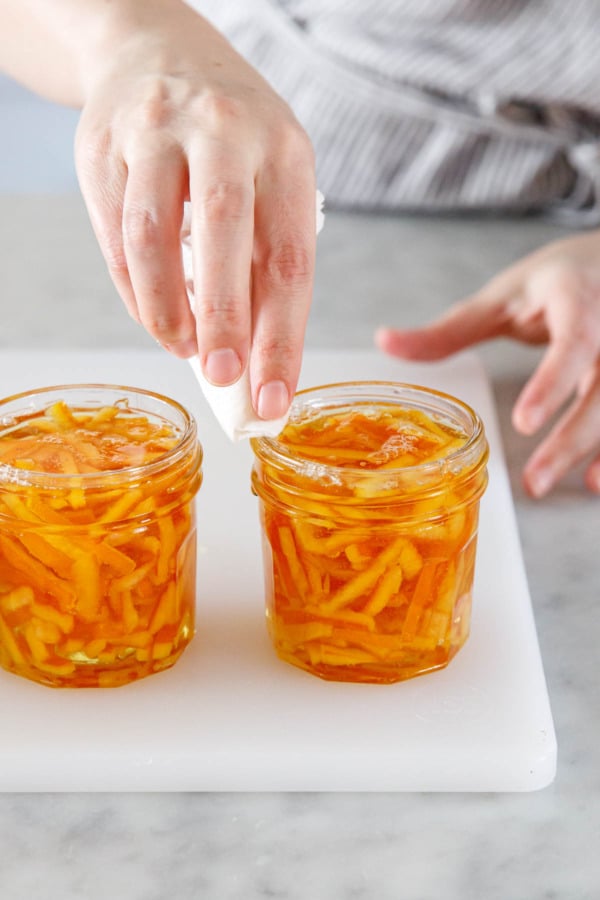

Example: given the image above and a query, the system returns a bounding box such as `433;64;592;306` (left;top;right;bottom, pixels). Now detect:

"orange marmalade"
0;385;202;688
251;382;488;684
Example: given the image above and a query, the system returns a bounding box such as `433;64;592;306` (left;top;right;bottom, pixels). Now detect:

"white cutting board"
0;349;556;791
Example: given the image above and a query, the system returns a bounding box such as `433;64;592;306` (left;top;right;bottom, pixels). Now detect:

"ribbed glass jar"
0;384;202;688
251;381;488;684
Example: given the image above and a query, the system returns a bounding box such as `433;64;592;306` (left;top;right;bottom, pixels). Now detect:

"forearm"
0;0;198;106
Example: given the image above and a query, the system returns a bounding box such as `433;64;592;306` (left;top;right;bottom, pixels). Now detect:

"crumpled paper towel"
182;190;325;441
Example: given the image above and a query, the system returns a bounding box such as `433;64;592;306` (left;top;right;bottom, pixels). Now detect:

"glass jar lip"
252;380;487;482
0;383;201;490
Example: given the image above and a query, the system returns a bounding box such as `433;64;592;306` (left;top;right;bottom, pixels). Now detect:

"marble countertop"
0;195;598;899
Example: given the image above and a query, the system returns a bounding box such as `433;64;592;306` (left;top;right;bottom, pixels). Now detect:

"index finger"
375;291;511;361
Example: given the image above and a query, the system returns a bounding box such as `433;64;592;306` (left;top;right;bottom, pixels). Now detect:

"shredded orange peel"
257;405;485;683
0;400;199;687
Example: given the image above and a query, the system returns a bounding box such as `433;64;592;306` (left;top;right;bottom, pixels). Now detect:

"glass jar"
251;381;489;684
0;384;202;688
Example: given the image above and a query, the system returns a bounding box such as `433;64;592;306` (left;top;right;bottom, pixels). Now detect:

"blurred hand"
376;230;600;497
75;0;316;420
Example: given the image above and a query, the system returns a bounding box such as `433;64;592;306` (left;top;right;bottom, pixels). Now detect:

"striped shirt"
192;0;600;223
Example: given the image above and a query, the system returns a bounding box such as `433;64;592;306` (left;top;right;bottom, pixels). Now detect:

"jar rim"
251;380;487;488
0;383;201;490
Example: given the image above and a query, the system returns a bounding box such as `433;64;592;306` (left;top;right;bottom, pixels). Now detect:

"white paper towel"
182;190;324;440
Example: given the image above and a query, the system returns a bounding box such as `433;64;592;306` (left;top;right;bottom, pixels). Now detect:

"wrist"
74;0;205;102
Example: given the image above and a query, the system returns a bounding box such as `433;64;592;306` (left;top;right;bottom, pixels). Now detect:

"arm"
0;0;316;421
0;0;151;104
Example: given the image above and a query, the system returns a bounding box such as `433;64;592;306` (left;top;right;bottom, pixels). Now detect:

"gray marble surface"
0;195;598;899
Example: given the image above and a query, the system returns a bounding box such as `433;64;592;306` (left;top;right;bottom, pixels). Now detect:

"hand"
375;230;600;497
75;0;316;420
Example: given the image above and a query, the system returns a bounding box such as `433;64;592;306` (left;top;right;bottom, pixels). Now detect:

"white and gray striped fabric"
191;0;600;223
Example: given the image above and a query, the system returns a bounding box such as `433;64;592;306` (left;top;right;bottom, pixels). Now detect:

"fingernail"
257;380;289;420
528;468;554;498
165;338;198;359
204;348;242;386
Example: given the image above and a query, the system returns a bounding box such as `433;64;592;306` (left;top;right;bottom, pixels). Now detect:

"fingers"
75;130;138;321
188;148;256;385
250;140;316;419
78;119;315;420
523;362;600;498
512;273;600;435
77;130;197;356
375;291;510;361
122;144;197;357
188;118;315;415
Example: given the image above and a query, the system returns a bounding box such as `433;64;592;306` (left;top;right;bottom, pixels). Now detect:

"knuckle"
193;90;245;127
141;309;189;343
138;84;173;130
557;315;597;356
197;293;246;330
75;126;113;174
272;119;314;169
262;239;313;289
198;180;252;224
575;322;597;355
577;361;600;400
255;332;297;364
122;204;162;255
102;237;128;275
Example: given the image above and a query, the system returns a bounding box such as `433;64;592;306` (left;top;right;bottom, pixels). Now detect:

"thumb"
375;293;509;361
